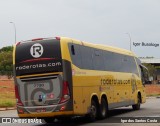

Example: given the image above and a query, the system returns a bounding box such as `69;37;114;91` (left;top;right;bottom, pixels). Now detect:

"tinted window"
80;46;93;69
93;50;104;70
69;44;82;68
129;57;139;75
68;43;139;75
112;53;123;72
103;51;114;71
16;39;61;63
103;51;123;72
15;39;62;76
121;55;132;73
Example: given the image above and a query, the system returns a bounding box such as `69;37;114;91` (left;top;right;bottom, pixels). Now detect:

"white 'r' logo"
30;43;43;58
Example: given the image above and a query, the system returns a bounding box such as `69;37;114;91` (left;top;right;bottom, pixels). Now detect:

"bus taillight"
32;38;43;41
16;42;21;46
55;37;60;40
59;81;70;104
15;85;23;106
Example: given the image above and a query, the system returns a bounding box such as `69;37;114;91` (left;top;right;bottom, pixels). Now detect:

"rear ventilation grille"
20;74;58;81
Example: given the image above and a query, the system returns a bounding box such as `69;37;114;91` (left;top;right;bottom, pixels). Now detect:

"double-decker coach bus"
13;37;148;123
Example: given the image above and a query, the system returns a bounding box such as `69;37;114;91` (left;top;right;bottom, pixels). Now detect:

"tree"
0;46;13;78
0;46;13;52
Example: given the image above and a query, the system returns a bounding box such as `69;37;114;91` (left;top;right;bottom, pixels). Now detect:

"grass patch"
0;92;15;99
0;91;16;107
0;86;8;88
0;100;16;107
146;93;160;97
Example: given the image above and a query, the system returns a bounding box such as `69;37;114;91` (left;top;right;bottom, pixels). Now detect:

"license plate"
34;83;44;88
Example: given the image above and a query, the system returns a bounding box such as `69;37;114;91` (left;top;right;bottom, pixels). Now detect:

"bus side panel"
62;59;73;111
73;86;84;114
60;39;74;112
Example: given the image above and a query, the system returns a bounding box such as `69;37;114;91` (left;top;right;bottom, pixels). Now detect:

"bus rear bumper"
16;103;74;118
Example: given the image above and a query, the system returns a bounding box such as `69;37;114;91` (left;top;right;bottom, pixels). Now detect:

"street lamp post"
126;33;132;51
10;22;17;44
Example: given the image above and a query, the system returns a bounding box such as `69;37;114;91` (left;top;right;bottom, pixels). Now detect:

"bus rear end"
13;38;73;119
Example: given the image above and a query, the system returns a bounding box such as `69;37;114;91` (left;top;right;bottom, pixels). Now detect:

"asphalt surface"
0;98;160;126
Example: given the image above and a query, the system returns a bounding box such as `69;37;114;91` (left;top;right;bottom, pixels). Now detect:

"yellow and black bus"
13;37;148;123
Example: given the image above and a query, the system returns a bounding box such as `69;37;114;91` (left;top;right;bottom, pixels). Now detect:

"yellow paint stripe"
18;111;74;118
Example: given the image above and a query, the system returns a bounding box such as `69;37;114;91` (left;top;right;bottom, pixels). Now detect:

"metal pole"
10;22;17;43
126;33;132;51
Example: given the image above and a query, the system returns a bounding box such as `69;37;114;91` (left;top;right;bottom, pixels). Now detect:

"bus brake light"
18;108;24;113
15;85;23;106
32;38;43;41
55;37;60;40
59;81;70;103
60;105;66;111
16;42;21;46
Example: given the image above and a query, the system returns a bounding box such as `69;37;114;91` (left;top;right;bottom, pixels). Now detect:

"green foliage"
0;46;13;78
0;46;13;52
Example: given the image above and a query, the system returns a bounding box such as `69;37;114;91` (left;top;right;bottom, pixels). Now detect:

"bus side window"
71;45;75;55
69;44;82;68
80;46;94;70
93;49;104;70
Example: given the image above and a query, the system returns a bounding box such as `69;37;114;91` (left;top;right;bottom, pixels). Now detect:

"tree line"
0;46;13;78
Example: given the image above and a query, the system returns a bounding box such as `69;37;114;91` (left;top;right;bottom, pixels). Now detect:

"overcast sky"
1;0;160;58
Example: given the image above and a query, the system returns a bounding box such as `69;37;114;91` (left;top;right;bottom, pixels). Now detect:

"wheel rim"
101;103;106;116
91;104;96;117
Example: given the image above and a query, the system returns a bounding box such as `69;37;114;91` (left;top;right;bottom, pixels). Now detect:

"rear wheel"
132;94;141;110
86;100;98;121
98;98;108;119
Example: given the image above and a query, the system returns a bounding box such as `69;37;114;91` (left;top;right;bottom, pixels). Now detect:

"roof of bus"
60;37;137;57
17;36;137;57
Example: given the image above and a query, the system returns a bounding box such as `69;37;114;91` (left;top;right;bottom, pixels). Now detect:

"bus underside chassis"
86;96;108;121
43;117;56;123
43;116;72;123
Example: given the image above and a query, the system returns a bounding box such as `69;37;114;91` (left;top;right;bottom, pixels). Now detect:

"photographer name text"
133;42;159;47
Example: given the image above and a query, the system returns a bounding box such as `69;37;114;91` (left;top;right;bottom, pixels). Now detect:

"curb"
6;107;16;110
0;108;6;111
0;107;16;111
146;96;158;99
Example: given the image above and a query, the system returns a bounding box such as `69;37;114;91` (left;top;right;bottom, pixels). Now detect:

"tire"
86;100;98;121
43;117;55;123
98;98;108;119
132;94;141;110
